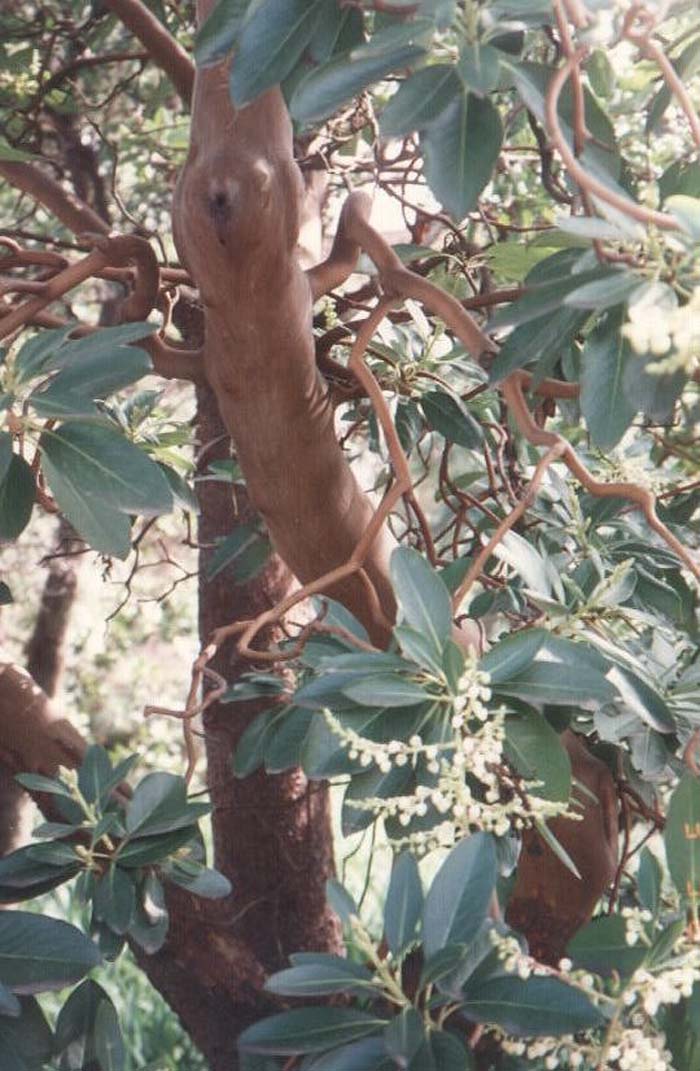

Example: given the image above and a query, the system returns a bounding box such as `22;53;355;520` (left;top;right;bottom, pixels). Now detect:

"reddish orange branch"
0;161;111;238
103;0;194;106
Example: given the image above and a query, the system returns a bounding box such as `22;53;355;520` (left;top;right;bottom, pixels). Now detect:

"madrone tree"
0;1;699;1069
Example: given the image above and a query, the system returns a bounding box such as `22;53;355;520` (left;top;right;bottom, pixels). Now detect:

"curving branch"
544;52;679;231
0;235;162;340
103;0;194;106
0;160;111;238
623;10;700;149
500;370;700;581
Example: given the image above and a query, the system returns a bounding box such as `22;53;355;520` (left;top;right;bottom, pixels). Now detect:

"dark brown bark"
0;765;30;856
26;517;82;697
196;382;340;972
507;732;619;963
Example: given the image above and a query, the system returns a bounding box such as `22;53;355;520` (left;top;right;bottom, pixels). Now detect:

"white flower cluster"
607;1028;673;1071
327;655;572;853
490;929;544;981
501;1034;583;1069
628;959;700;1017
622;906;653;947
623;287;700;376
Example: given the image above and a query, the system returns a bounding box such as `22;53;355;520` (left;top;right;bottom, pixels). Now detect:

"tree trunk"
25;516;82;697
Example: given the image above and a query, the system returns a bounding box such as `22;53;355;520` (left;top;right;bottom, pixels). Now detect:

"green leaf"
638;847;663;916
384;1008;425;1065
30;391;101;420
124;772;204;837
94;996;125;1071
310;3;364;64
394;626;444;675
26;841;79;867
492;530;556;597
206;524;271;581
38;456;131;557
13;773;74;799
127;878;169;955
566;914;646;978
0;432;12;486
490;305;585;381
231;0;328;107
418;944;470;990
14;325;76;385
665;772;700;909
40;422;172;517
0;582;11;606
341;675;428;708
265;957;378;998
290;44;426;124
461;974;604;1035
0;912;100;992
457;44;501;97
238;1008;387;1056
55;980;123;1071
430;1030;474;1070
659;160;700;203
420;388;483;449
163;860;232;899
116;827;202;867
304;1037;386;1070
0;981;20;1018
0;456;34;541
422;833;497;956
49;323;156;370
342;763;412;835
493;662;616;707
380;65;460;136
0;998;52;1071
0;847;79;903
565;272;641;310
326;879;358;925
490;266;617;330
606;665;675;733
647;918;686;970
93;866;136;935
581;307;637;449
78;745;114;806
421;92;502;220
32;345;151;410
391;547;453;656
480;629;545;683
232;708;285;778
159;463;200;514
384;852;423;956
195;0;248;67
535;818;581;879
504;709;571;802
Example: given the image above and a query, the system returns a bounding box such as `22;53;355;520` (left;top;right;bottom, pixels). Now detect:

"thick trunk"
173;62;396;643
196;381;340;971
